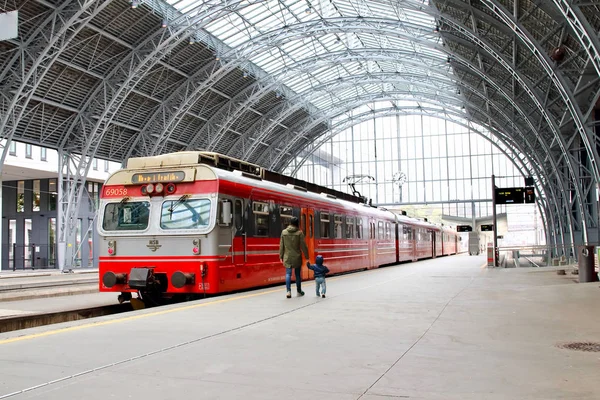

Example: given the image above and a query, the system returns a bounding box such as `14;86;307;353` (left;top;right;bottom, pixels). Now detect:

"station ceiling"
1;0;600;243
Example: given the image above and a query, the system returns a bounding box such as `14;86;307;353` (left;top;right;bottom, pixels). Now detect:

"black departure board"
494;187;524;204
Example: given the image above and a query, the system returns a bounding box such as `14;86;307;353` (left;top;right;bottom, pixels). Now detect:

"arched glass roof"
166;0;453;113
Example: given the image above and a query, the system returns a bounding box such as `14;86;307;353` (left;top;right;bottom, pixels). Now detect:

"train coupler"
117;292;132;304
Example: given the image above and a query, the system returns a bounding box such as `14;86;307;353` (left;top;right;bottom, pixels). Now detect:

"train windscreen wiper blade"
168;194;190;219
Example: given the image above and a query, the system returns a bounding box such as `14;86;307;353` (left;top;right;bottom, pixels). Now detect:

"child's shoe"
322;294;326;298
286;291;291;299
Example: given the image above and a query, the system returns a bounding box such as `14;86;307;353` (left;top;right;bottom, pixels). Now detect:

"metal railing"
495;244;598;268
3;244;57;271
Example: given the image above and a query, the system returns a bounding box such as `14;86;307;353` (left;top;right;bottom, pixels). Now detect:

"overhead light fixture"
243;72;248;78
447;56;451;63
131;0;139;9
276;91;281;98
161;19;167;28
305;6;312;14
189;38;195;44
434;25;439;32
215;55;220;61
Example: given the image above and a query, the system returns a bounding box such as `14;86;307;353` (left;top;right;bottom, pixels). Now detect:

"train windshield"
160;198;211;230
102;201;150;231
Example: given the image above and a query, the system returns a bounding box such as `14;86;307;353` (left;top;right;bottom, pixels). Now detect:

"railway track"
0;303;132;334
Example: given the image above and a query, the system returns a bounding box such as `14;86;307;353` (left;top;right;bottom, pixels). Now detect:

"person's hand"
306;261;311;267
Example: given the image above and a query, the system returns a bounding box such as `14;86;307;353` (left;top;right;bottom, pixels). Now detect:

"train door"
431;230;436;258
369;218;376;268
232;198;246;264
301;208;315;279
411;227;417;261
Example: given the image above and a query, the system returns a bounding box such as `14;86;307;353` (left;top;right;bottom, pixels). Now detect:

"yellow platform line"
0;276;349;346
0;287;283;345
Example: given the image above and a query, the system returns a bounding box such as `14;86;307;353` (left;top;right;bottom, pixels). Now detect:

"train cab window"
377;221;384;240
160;198;211;230
320;212;330;238
280;206;293;230
103;201;150;231
334;214;343;238
356;218;363;239
253;201;270;237
345;216;355;239
385;222;391;240
309;215;314;238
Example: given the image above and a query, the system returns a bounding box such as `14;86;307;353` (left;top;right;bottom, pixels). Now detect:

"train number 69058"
104;188;128;196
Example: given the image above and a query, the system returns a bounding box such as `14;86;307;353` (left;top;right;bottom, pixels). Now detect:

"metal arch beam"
251;49;543;172
439;0;599;242
238;72;463;153
477;0;599;240
235;85;466;161
49;0;283;269
0;0;108;169
0;0;114;270
187;48;459;153
265;82;539;171
223;14;585;244
153;15;447;155
259;88;573;249
212;17;526;154
548;1;600;78
281;107;557;248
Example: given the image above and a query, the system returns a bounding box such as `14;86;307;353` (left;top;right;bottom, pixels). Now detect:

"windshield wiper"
168;194;190;219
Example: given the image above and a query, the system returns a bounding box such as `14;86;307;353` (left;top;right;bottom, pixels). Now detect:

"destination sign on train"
132;171;186;183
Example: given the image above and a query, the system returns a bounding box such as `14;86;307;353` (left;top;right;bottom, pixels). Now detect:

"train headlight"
192;239;201;255
166;183;176;194
146;183;155;194
108;240;116;256
140;185;148;196
155;183;164;194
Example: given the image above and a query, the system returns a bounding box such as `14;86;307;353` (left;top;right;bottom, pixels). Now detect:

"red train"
98;152;458;305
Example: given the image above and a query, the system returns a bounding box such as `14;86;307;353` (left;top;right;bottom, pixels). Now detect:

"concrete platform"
0;292;117;319
1;255;599;399
0;269;98;302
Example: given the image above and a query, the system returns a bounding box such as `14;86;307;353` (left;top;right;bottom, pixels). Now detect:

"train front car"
98;152;221;305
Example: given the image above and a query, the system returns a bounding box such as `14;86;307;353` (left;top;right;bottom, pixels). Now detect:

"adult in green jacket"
279;216;309;298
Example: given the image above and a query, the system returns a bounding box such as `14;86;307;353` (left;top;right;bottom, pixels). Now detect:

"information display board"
481;224;493;231
494;187;524;204
524;187;535;203
456;225;472;232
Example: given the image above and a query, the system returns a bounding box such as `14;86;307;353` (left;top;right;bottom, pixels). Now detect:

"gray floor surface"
0;255;598;399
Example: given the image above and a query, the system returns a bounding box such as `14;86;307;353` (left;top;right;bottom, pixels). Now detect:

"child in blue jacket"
307;255;330;298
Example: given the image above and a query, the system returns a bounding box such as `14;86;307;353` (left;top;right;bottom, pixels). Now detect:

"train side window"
320;212;330;238
385;222;391;240
356;218;363;239
280;205;293;230
301;214;306;235
234;199;244;234
253;201;269;237
309;215;314;238
377;221;384;239
346;216;355;239
334;214;343;238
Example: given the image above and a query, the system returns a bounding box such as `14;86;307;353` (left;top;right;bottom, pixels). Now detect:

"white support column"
57;150;65;272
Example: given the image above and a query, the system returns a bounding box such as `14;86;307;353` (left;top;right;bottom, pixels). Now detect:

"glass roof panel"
166;0;455;113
